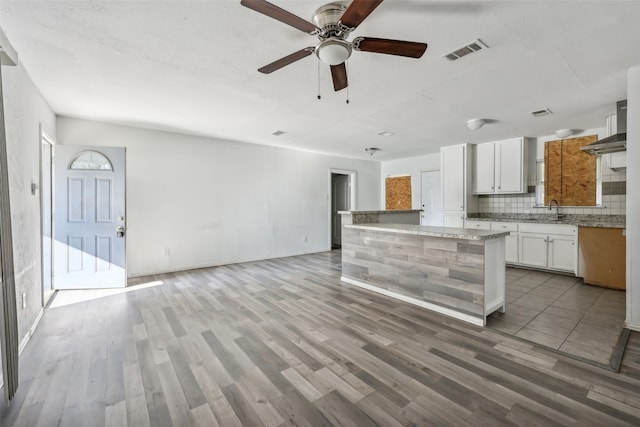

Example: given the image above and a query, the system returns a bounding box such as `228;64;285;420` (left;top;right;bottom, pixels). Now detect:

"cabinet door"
519;233;548;268
443;214;464;228
441;145;465;211
548;234;576;273
473;142;495;194
496;138;524;193
505;233;518;264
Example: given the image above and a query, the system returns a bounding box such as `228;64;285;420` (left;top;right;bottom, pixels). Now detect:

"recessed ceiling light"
530;108;553;117
377;131;394;137
272;130;286;136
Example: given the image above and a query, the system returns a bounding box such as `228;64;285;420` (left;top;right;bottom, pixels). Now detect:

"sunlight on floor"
49;280;164;308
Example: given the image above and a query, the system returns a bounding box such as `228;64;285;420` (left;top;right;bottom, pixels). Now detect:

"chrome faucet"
549;199;560;220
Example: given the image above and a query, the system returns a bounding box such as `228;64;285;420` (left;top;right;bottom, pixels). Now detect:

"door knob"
116;225;125;238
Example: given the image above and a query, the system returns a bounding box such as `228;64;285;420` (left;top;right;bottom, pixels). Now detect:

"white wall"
626;66;640;330
56;117;380;277
2;59;56;343
380;153;440;209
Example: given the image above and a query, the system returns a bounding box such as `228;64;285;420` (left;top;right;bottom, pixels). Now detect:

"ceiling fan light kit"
241;0;427;92
316;38;352;65
467;118;485;130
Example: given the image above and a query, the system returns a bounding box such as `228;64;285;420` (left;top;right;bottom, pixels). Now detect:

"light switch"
31;183;37;195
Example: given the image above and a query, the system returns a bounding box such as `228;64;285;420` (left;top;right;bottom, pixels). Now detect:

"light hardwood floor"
2;251;640;426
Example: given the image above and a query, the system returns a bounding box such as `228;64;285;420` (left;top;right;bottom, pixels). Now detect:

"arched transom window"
69;151;113;171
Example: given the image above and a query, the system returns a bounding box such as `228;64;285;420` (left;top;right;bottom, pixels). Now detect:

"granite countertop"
338;210;422;214
467;214;626;229
345;223;509;240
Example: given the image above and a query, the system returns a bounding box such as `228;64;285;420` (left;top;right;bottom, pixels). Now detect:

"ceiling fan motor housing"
313;2;350;39
313;2;353;65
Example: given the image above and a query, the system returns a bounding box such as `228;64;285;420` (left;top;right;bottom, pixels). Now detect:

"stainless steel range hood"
581;100;627;155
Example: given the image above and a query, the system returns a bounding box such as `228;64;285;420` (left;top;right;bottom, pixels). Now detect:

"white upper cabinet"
473;137;528;194
473;143;495;193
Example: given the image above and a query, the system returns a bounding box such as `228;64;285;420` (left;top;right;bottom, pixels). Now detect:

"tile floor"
487;267;626;366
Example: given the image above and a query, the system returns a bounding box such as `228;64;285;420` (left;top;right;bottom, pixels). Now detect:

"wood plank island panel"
341;224;507;326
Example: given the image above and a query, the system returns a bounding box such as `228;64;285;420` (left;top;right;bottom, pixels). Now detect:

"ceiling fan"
241;0;428;92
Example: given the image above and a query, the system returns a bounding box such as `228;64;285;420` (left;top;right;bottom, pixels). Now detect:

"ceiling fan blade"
258;48;314;74
340;0;384;29
330;63;348;91
241;0;319;34
353;37;428;58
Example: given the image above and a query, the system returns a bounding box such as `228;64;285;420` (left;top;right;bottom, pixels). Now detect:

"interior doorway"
330;169;356;249
40;130;55;305
420;169;443;226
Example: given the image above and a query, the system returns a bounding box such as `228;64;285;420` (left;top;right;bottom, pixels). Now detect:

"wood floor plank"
3;251;640;427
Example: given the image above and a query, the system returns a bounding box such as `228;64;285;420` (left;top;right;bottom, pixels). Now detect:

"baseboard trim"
340;276;484;327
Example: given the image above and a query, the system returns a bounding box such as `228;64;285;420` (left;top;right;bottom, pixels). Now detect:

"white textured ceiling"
2;0;639;160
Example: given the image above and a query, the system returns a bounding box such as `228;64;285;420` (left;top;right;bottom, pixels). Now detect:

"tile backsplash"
478;169;626;216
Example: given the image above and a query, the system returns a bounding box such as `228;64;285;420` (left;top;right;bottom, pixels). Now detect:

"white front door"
420;170;442;226
54;146;126;289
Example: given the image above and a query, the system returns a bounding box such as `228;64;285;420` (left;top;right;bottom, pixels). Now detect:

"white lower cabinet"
492;222;518;264
460;220;577;273
518;223;577;274
519;233;549;268
547;234;577;271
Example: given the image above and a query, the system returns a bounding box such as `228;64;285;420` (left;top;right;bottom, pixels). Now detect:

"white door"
54;146;126;289
332;174;349;246
420;170;442;226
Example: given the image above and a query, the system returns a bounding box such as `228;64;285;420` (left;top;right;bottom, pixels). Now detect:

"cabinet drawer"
518;222;576;236
491;222;518;232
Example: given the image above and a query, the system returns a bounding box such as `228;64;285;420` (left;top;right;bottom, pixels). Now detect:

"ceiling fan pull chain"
345;62;349;104
317;59;321;100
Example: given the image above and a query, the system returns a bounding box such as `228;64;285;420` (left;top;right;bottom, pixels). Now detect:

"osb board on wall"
386;175;412;210
544;135;597;206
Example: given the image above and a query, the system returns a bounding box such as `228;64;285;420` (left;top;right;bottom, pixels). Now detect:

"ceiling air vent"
444;39;488;61
530;108;553;118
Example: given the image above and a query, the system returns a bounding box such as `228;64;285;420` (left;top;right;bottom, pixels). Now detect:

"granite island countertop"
338;209;422;214
467;214;625;229
345;223;510;240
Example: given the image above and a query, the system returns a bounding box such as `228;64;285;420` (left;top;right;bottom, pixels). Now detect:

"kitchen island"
341;223;508;326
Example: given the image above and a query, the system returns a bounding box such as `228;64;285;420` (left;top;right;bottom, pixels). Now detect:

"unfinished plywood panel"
544;135;597;206
562;135;597;206
385;175;412;210
544;140;562;205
